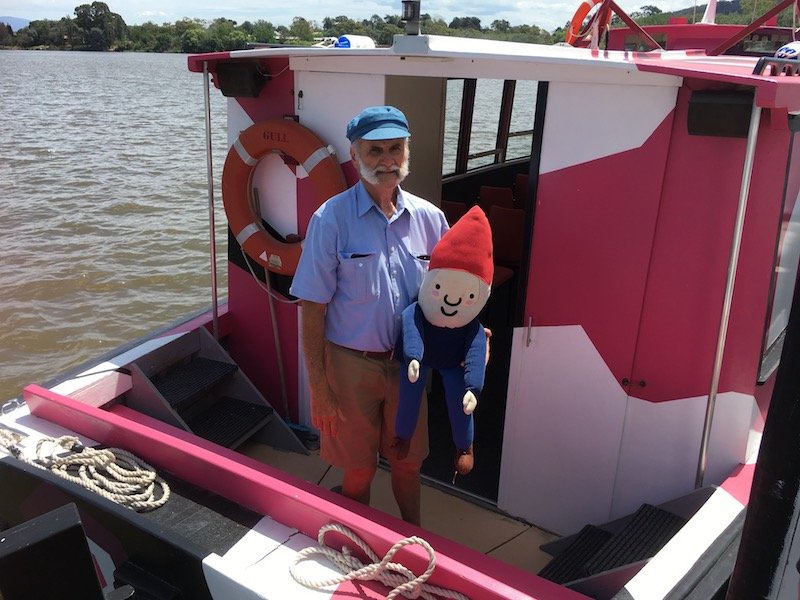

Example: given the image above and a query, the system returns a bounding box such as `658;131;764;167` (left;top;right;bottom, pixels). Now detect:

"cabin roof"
188;34;800;112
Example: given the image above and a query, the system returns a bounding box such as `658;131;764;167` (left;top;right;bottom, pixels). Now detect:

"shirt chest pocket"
339;253;380;302
410;253;430;292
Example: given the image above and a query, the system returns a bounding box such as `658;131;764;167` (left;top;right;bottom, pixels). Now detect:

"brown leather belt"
332;343;393;361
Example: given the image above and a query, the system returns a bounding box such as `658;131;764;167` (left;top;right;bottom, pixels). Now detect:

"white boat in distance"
4;0;800;598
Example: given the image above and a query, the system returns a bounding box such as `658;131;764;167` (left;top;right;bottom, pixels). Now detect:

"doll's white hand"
463;391;477;415
408;359;420;383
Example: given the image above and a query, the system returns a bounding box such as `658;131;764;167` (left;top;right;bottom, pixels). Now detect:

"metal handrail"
203;62;220;341
695;100;762;488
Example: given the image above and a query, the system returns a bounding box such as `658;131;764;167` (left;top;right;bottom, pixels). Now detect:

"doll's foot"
391;437;411;461
455;445;474;475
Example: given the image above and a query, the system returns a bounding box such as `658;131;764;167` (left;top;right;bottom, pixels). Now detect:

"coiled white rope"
0;429;169;512
290;523;470;600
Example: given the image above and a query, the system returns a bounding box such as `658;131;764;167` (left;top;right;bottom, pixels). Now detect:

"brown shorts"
322;341;429;469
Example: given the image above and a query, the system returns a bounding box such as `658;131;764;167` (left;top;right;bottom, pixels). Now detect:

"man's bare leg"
342;465;376;505
390;460;422;526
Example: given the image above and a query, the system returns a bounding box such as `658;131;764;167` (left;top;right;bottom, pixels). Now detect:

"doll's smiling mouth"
440;295;462;317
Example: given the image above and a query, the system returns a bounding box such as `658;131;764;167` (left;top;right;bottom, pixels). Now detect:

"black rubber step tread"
538;525;614;584
585;504;687;575
186;396;273;448
152;357;238;409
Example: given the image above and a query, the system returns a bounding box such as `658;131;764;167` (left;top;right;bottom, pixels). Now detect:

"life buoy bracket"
565;0;612;46
221;119;347;275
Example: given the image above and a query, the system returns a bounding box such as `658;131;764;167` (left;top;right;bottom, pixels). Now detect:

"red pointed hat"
429;205;494;285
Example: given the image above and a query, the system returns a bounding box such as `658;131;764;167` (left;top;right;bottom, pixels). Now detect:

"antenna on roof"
402;0;421;35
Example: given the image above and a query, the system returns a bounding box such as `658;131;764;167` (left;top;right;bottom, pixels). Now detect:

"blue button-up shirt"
290;181;449;352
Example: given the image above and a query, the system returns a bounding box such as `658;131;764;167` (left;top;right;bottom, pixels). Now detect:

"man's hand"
310;383;344;437
408;359;420;383
463;390;477;415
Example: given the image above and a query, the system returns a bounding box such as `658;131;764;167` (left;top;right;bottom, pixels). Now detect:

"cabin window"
442;78;536;177
736;32;791;57
623;33;667;52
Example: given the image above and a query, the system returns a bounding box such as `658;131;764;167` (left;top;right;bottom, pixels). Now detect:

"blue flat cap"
346;106;411;142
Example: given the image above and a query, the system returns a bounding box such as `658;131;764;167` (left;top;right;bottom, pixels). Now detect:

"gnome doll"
392;205;493;476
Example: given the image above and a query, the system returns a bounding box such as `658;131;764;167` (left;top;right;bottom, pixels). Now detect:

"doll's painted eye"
435;284;441;289
469;293;475;299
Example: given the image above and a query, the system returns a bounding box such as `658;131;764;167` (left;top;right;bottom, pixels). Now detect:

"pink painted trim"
187;51;233;73
23;384;585;600
162;303;231;338
720;463;755;506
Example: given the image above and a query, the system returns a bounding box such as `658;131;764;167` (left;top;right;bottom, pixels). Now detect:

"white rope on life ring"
0;429;169;512
290;522;470;600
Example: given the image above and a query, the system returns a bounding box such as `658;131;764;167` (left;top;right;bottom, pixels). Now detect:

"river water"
0;51;230;401
0;50;534;403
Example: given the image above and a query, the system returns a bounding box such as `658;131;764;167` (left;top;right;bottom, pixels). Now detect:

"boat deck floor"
238;441;558;576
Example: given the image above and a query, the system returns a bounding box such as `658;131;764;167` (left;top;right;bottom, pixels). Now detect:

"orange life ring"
221;119;347;275
565;0;611;46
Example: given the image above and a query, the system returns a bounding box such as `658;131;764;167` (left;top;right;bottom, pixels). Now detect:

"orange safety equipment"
566;0;612;46
221;119;347;275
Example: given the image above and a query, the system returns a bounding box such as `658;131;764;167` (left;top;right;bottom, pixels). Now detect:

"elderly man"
290;106;448;525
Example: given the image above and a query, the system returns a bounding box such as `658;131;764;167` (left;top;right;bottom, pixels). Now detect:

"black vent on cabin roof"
687;90;754;138
215;61;270;98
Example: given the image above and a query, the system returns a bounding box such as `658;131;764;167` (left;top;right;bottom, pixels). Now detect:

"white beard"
354;151;410;186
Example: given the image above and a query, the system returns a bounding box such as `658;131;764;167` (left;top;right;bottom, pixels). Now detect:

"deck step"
151;357;238;411
584;503;687;575
538;504;687;586
186;396;274;449
538;525;613;584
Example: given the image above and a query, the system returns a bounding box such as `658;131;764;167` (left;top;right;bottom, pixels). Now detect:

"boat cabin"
187;23;800;537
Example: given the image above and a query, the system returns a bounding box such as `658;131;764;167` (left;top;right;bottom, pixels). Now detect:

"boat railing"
569;0;663;50
709;0;800;55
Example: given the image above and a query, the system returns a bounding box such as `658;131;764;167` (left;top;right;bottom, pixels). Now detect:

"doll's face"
418;268;490;328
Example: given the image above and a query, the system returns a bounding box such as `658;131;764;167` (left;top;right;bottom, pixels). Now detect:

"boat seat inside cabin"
441;200;470;225
478;185;515;216
489;205;525;292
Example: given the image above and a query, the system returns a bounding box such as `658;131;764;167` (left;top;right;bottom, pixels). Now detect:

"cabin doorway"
421;284;517;502
416;77;540;502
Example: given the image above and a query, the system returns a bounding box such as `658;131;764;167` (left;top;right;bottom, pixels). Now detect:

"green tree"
449;16;482;30
420;15;451;35
322;15;357;37
639;5;662;17
0;23;13;46
73;2;126;49
181;28;211;52
492;19;511;33
87;26;107;50
251;19;276;43
128;21;174;52
289;17;315;41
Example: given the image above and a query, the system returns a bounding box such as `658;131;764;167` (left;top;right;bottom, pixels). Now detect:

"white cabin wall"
539;81;676;174
499;326;628;535
610;391;755;519
294;71;388;165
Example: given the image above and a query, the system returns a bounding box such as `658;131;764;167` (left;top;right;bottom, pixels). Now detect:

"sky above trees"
2;0;701;35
